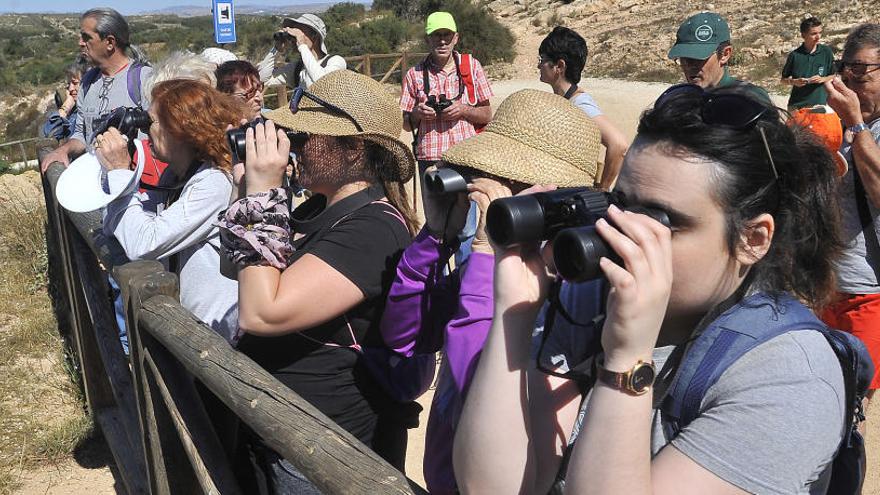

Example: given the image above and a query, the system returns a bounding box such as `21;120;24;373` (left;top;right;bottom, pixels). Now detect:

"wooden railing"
347;52;429;84
41;155;427;494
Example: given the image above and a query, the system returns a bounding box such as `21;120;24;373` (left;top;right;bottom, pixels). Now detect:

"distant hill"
143;2;371;17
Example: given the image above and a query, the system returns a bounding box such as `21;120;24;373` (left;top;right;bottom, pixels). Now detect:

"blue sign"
212;0;236;44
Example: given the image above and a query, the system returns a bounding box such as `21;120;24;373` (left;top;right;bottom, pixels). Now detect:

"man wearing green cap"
668;12;771;103
400;11;493;265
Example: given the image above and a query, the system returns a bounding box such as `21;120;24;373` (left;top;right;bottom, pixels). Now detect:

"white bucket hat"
56;139;146;213
282;14;329;55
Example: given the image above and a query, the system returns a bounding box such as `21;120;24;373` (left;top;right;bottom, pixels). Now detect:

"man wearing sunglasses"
823;23;880;414
40;7;152;173
667;12;770;104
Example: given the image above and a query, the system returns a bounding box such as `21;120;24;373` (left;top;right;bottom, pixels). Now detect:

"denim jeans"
108;275;129;355
251;442;323;495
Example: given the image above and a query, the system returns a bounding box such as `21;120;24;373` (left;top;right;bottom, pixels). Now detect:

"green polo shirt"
781;43;835;109
717;68;772;104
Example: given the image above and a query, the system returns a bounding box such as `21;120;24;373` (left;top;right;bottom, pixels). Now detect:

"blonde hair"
143;51;217;106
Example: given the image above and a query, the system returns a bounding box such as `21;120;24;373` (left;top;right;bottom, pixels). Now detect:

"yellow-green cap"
426;12;457;35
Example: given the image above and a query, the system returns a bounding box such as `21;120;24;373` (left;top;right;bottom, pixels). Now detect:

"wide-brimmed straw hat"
442;89;602;186
264;70;415;182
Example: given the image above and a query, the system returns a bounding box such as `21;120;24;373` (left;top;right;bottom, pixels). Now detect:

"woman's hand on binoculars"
596;205;672;369
244;120;290;196
491;184;557;319
468;178;512;255
95;128;132;171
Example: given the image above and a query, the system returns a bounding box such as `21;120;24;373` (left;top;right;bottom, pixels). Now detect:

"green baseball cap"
426;12;457;35
667;12;731;60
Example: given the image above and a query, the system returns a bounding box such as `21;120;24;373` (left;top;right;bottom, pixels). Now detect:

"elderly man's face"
842;47;880;121
79;17;105;65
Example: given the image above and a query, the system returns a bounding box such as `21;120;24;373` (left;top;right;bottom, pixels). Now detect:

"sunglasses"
836;60;880;77
654;83;779;180
288;87;363;132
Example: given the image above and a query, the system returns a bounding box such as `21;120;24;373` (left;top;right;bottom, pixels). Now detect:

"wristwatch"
845;122;870;144
596;357;656;395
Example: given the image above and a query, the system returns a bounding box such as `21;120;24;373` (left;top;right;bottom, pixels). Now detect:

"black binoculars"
486;189;669;282
273;31;294;43
426;94;453;114
226;120;307;164
91;106;151;143
424;168;470;195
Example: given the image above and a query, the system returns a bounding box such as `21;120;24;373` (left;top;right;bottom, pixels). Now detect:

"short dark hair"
842;23;880;61
635;87;843;307
215;60;261;94
538;26;588;84
800;17;822;34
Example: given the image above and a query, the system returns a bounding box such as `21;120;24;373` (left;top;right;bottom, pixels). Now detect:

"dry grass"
0;178;92;494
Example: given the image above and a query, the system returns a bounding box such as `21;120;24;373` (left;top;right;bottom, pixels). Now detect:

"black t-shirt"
237;186;411;445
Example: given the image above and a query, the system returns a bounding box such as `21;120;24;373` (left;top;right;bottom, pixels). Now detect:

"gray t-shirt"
535;283;845;494
835;118;880;293
103;163;239;343
72;62;153;147
570;92;603;119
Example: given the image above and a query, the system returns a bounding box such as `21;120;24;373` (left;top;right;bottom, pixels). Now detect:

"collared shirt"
782;43;835;109
716;68;772;104
400;52;493;161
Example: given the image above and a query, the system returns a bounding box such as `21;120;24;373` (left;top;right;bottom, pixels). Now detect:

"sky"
0;0;353;15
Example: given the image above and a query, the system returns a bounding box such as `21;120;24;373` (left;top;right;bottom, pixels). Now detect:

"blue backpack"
661;292;873;495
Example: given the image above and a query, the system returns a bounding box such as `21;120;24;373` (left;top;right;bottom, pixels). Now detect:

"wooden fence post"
364;54;372;78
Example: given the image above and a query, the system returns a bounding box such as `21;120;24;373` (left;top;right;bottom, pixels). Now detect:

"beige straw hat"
441;89;602;187
263;70;415;182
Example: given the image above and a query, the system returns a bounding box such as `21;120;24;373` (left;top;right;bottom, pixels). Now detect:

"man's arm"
826;78;880;207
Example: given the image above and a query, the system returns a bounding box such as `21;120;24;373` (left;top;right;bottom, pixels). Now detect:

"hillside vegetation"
0;1;514;148
485;0;879;91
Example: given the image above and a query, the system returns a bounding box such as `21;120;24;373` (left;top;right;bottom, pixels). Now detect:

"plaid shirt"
400;52;493;161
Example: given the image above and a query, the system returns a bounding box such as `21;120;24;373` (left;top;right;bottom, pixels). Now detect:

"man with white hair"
41;7;152;172
257;14;346;89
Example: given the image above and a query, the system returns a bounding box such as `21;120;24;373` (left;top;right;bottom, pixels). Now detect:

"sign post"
212;0;237;44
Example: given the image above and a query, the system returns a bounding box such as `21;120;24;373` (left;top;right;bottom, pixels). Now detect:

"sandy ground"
13;78;880;494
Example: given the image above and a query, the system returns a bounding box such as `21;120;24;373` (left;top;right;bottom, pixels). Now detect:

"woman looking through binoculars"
96;79;246;343
454;85;851;494
219;70;418;492
381;89;602;495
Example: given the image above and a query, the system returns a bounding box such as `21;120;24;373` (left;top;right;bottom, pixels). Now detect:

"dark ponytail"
636;88;843;308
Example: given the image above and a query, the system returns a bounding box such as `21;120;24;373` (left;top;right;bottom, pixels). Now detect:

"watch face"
631;363;656;393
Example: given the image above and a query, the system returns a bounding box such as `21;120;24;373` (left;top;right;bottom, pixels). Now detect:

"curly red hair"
150;79;248;173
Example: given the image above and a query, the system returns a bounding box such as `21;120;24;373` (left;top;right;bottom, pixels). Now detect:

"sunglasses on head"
288;87;364;132
654;83;780;180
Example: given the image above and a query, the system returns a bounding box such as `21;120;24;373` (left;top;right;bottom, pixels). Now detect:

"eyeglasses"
655;83;779;180
233;83;264;101
836;60;880;77
537;56;553;66
288;87;364;132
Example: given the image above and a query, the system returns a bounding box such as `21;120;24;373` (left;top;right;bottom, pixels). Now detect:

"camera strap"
421;52;464;102
563;84;578;100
